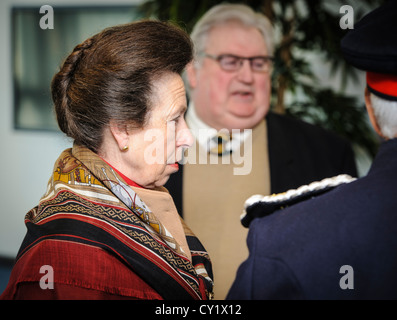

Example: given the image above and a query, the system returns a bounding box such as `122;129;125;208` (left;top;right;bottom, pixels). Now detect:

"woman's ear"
365;87;384;138
109;120;130;151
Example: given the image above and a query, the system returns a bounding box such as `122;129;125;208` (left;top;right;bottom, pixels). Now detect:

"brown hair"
51;20;193;152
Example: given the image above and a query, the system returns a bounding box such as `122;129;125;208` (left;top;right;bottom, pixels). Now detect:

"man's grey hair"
370;93;397;139
190;3;274;60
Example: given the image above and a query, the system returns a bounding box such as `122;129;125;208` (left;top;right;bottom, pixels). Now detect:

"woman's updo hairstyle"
51;20;193;152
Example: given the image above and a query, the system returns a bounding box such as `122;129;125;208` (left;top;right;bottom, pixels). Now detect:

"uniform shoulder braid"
240;174;356;228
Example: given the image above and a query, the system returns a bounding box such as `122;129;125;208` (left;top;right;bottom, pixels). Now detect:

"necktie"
209;132;233;156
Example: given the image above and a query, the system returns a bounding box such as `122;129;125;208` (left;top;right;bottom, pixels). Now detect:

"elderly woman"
1;21;213;300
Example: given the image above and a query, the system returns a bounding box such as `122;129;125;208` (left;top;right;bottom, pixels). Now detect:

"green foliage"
139;0;385;158
287;89;379;158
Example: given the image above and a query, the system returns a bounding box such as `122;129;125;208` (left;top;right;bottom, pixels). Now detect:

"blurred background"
0;0;384;294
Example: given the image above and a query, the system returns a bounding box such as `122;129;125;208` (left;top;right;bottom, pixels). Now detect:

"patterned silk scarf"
17;145;213;300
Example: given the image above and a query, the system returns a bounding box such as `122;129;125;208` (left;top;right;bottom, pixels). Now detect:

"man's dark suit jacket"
227;138;397;300
165;112;358;216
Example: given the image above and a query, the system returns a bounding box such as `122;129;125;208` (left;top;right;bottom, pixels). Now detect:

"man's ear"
109;120;129;151
365;87;384;138
185;61;198;89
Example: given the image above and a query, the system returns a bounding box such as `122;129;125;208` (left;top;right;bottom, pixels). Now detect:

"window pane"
13;6;142;131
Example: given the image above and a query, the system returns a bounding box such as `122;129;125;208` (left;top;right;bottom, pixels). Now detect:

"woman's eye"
168;115;181;125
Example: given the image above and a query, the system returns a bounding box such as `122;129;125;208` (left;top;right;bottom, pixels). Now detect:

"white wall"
0;0;143;258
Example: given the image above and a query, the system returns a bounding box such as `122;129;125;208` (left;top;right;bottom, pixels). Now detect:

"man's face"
187;21;272;131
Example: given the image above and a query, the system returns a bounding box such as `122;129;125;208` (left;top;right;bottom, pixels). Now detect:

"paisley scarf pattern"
17;145;213;299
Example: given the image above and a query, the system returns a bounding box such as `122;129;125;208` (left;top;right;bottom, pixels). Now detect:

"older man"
166;4;357;299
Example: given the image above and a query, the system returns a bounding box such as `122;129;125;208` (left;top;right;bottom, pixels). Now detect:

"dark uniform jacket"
166;112;358;216
227;138;397;300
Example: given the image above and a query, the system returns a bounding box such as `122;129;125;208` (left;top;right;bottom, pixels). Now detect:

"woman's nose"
177;119;194;148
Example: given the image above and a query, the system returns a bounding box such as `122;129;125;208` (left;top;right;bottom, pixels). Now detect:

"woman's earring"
122;145;129;151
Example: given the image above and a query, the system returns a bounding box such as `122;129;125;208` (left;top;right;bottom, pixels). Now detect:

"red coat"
1;240;162;300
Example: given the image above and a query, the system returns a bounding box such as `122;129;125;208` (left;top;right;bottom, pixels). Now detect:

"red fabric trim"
1;240;163;300
367;72;397;99
112;166;144;189
198;277;207;300
100;158;143;188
